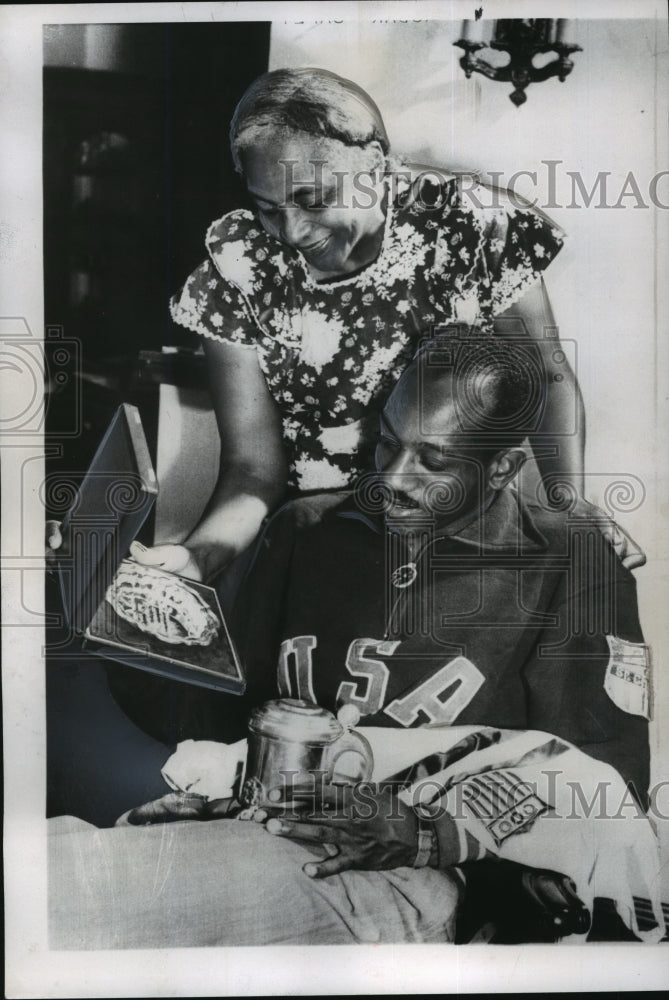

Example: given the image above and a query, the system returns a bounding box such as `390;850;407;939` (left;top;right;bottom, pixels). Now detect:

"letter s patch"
604;635;652;720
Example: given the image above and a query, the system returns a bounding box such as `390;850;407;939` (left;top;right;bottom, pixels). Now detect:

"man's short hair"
413;331;547;459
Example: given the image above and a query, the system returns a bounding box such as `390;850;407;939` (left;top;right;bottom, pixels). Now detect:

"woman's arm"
494;278;585;502
494;280;644;567
182;339;288;580
130;339;288;582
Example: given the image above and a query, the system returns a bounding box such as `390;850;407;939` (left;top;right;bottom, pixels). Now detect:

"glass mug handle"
325;707;374;783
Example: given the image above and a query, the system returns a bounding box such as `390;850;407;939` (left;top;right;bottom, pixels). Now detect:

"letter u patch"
604;635;652;720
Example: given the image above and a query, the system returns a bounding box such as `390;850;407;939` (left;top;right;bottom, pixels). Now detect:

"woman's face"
241;133;387;278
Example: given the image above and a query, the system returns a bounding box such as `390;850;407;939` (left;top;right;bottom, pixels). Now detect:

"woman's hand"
46;519;67;568
46;519;62;549
128;541;205;582
573;499;646;571
258;782;420;878
46;521;209;580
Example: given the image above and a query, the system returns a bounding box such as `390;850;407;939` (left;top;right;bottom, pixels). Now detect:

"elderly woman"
133;67;583;583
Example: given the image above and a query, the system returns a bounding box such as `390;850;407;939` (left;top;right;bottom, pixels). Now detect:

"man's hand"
521;868;591;937
257;782;421;879
116;791;235;826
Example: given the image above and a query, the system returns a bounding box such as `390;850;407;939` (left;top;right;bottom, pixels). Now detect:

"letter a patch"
604;635;652;720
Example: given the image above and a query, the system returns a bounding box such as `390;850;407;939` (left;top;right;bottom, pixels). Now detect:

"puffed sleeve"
477;186;566;314
170;208;286;348
429;178;566;325
170;257;259;348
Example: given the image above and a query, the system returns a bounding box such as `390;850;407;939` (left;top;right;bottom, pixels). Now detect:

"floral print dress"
170;174;564;494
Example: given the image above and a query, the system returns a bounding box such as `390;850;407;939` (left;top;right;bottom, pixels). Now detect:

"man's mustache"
385;489;420;509
355;472;468;518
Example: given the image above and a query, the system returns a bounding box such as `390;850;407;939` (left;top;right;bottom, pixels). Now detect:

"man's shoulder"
269;491;354;532
522;495;633;574
522;495;582;539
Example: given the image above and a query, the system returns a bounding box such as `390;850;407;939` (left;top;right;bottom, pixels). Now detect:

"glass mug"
239;698;374;810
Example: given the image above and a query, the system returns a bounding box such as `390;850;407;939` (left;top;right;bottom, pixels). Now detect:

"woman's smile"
297;233;331;256
241;134;386;278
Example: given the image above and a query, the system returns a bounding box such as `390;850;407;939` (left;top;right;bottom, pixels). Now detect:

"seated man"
234;336;649;796
48;336;661;949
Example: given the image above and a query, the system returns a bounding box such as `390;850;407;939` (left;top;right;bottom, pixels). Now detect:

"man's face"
241;133;386;277
375;369;495;534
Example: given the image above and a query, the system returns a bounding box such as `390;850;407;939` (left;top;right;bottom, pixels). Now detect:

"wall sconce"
454;19;582;106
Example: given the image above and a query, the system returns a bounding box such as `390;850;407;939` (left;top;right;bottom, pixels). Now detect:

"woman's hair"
230;67;390;173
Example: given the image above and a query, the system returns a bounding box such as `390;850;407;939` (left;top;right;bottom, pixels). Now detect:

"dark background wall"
43;23;271;825
43;22;271;469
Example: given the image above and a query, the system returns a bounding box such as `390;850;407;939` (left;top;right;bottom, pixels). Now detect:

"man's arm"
523;523;651;797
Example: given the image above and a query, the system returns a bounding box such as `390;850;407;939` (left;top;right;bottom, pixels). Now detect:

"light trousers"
48;815;461;948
